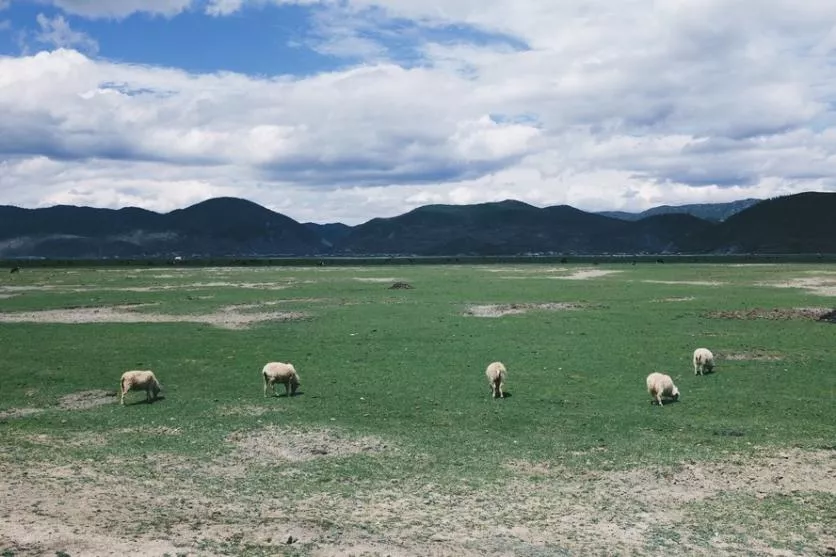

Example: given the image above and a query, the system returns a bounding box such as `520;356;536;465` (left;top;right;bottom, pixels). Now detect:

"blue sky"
1;0;836;224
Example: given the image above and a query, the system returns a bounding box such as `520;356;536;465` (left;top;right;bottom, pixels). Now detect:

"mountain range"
0;193;833;258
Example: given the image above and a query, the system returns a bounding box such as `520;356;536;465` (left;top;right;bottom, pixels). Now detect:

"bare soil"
553;269;622;280
353;277;401;282
0;445;832;556
0;407;43;421
0;304;309;329
650;296;696;302
463;302;586;317
761;275;836;297
227;426;390;463
58;389;118;410
723;350;784;361
706;307;833;321
644;280;726;286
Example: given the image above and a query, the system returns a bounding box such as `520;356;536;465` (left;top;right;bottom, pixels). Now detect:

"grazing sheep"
646;372;680;406
485;361;507;399
119;370;162;405
263;362;300;397
693;348;715;376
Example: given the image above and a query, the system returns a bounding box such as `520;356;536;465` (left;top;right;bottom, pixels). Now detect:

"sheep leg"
656;393;663;406
263;374;270;397
498;380;505;398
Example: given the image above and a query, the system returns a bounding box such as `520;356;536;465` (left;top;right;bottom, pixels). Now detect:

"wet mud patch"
58;389;118;410
705;307;832;321
463;302;587;317
0;305;309;329
227;426;390;463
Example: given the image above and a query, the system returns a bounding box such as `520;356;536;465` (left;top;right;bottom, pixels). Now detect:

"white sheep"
646;372;680;406
693;348;715;376
262;362;300;397
485;361;507;399
119;370;162;405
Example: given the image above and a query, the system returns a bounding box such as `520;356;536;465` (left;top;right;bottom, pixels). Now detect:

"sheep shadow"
650;397;680;406
126;395;166;406
490;391;513;400
270;391;304;398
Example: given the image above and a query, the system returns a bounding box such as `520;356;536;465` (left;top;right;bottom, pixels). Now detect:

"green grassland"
1;263;834;556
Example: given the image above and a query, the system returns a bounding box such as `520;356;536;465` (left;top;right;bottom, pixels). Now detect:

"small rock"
429;534;447;542
286;535;296;544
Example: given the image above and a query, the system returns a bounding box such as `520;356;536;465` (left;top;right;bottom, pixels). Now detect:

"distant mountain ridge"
1;193;834;258
598;198;762;222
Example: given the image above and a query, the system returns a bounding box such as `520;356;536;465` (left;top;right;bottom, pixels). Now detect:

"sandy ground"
0;425;833;556
760;275;836;297
463;302;587;317
0;304;308;330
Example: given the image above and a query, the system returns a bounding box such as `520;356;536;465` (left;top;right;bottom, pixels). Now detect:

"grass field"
1;263;834;556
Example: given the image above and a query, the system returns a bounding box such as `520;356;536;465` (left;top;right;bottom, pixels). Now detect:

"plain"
0;262;834;556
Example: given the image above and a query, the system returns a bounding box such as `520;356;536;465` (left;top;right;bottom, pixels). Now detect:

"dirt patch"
217;404;281;417
761;275;836;297
112;426;182;436
488;266;570;275
0;304;309;330
227;426;390;463
0;293;17;299
0;407;43;420
706;307;832;321
58;389;118;410
645;280;727;286
353;277;400;283
0;447;832;556
651;296;696;302
552;268;622;280
723;350;784;361
463;302;586;317
16;431;108;448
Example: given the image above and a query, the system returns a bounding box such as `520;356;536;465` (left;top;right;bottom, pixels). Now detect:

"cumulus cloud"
33;13;98;54
2;0;836;223
35;0;194;19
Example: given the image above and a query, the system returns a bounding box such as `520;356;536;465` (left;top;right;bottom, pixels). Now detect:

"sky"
1;1;836;224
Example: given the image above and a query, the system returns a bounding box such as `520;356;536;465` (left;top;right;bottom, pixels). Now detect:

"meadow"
0;262;834;556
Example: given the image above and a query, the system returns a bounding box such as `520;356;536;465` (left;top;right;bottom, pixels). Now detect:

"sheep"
485;361;507;399
693;347;715;376
119;370;162;405
646;372;680;406
263;362;300;397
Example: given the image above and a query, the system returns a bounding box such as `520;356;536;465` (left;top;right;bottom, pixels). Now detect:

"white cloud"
0;0;9;11
205;0;244;16
3;1;836;223
36;0;194;19
33;13;98;54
